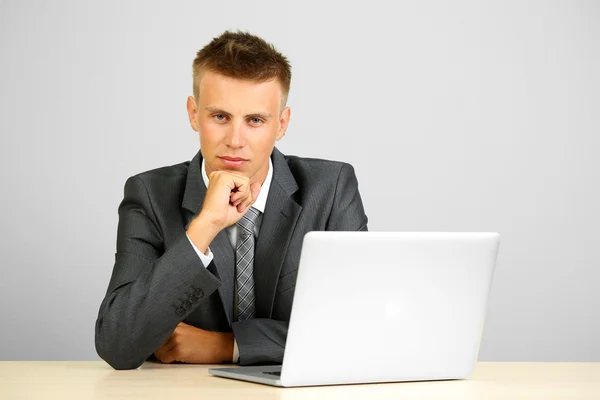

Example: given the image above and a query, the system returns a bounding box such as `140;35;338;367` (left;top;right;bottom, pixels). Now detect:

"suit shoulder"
281;154;359;196
283;154;351;178
133;160;189;178
125;159;189;188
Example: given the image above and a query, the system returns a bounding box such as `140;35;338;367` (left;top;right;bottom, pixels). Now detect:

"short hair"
192;30;292;110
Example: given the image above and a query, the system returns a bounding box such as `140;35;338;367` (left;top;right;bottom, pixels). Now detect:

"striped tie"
235;207;260;321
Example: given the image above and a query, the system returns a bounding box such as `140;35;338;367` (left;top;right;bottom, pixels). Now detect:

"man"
95;30;368;370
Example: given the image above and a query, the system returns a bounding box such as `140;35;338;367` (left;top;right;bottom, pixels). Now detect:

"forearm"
95;234;221;370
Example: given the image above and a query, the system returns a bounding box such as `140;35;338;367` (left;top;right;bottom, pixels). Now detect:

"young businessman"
95;30;368;370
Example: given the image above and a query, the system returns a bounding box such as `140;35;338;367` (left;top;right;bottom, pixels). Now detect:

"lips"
220;156;248;161
218;156;248;169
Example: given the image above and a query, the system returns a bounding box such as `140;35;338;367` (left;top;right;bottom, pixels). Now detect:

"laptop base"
209;366;283;387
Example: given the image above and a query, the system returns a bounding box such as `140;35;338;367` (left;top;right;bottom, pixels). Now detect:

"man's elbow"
103;356;144;371
95;321;147;370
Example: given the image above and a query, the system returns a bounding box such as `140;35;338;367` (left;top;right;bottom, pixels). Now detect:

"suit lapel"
254;148;302;318
182;151;235;325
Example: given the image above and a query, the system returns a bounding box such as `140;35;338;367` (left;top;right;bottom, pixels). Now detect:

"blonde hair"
192;30;292;109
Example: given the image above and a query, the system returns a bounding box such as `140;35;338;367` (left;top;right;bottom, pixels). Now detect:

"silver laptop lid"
280;231;500;387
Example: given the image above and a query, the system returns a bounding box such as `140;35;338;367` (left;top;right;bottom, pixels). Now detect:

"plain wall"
0;0;598;361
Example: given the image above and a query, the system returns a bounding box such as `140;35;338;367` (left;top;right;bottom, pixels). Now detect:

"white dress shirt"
185;158;273;363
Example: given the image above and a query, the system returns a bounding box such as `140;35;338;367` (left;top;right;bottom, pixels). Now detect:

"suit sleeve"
231;163;369;365
95;176;222;370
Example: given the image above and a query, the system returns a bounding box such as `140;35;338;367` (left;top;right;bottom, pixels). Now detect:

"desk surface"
1;362;599;399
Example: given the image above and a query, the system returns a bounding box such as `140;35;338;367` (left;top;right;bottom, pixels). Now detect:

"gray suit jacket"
95;147;368;370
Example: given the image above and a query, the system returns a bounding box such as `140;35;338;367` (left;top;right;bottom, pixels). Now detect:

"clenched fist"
186;170;262;254
154;322;234;364
202;170;262;230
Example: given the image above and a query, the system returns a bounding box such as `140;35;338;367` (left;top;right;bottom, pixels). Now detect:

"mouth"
219;156;248;162
218;156;248;168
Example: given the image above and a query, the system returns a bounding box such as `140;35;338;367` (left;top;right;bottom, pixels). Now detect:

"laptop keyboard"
261;371;281;376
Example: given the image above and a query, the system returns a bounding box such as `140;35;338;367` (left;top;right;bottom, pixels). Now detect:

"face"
187;70;290;185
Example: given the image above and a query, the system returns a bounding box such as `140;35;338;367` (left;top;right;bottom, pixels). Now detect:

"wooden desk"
1;362;599;399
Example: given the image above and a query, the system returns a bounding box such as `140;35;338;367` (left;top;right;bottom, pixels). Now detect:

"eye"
214;114;227;121
249;117;263;124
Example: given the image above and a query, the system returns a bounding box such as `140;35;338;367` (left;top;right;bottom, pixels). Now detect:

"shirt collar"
201;157;273;214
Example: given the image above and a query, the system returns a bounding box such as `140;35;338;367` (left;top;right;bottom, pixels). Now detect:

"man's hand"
186;171;261;254
201;170;262;230
154;322;234;364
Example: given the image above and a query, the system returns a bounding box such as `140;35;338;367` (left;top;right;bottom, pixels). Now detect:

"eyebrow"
204;106;272;119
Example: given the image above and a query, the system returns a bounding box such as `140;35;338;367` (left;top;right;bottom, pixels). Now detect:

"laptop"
209;231;500;387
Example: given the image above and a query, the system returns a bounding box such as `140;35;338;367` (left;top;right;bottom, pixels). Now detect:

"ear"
187;96;199;132
276;107;291;141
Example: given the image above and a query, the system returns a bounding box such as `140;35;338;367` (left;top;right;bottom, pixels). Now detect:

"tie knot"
237;207;260;234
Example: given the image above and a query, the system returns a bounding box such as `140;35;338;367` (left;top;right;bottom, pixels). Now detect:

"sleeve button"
176;308;185;316
194;288;204;298
182;301;191;310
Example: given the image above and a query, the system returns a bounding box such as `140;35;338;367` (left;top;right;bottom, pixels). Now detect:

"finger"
159;347;178;364
249;182;262;202
241;183;261;210
159;339;180;363
236;181;262;211
229;179;251;204
230;195;246;209
154;344;168;363
154;325;182;362
158;334;171;348
229;191;247;205
237;195;251;212
245;183;260;209
237;201;252;213
228;174;251;194
159;334;174;352
231;188;253;208
243;195;254;210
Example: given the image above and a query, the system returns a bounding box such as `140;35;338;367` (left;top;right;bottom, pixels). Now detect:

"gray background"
0;0;598;362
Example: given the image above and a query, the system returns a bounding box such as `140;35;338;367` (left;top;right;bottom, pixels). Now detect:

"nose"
225;122;244;148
